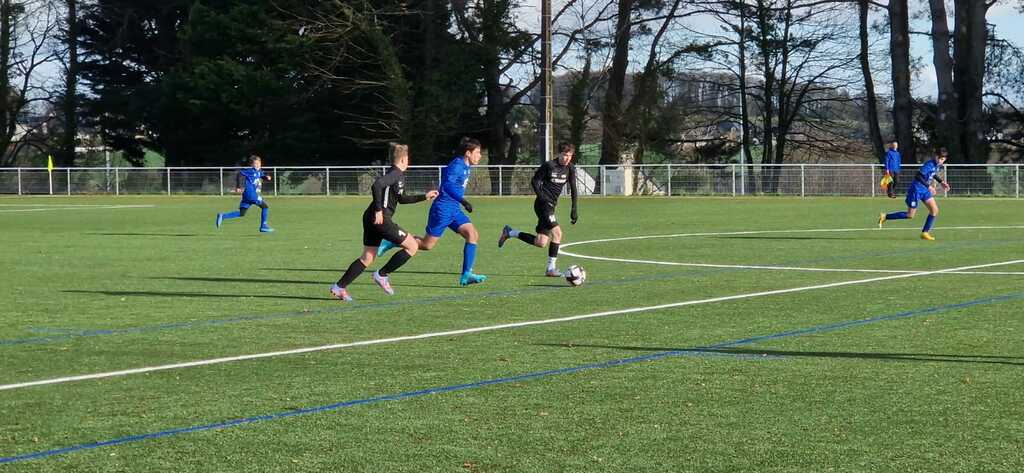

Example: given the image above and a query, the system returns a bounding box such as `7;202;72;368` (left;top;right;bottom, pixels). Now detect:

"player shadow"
152;276;323;285
87;232;199;237
537;343;1024;367
259;268;521;277
63;289;328;302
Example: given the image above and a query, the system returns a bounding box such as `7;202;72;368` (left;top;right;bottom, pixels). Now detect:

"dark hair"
247;155;262;165
558;142;575;154
458;137;482;155
937;147;949;157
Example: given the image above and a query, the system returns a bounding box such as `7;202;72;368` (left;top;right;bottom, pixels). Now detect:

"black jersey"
531;159;578;208
367;167;425;215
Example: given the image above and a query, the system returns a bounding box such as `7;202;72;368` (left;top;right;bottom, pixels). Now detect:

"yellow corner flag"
47;155;54;173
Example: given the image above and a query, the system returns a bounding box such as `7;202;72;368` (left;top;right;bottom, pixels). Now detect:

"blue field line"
2;291;1021;465
5;237;1017;348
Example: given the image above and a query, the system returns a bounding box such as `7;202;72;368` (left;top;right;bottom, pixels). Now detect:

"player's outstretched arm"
398;191;432;204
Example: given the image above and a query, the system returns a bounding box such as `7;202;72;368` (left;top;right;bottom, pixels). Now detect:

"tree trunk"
59;0;79;167
738;2;752;193
953;0;989;164
859;0;884;161
0;0;13;164
928;0;959;160
889;0;916;163
567;52;591;155
599;0;632;165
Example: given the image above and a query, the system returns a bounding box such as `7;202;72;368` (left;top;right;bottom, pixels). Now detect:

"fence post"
166;168;171;195
498;166;503;196
601;166;607;196
437;167;442;188
325;167;330;196
798;165;804;197
732;164;737;196
219;167;224;196
1017;164;1020;199
870;166;876;198
67;168;72;195
667;164;672;196
49;170;53;195
115;168;120;196
273;168;278;196
17;168;21;195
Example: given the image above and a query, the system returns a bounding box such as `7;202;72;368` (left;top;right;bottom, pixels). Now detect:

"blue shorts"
905;183;932;209
239;196;264;209
425;203;471;238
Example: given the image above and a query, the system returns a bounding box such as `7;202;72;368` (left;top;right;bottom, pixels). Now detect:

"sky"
516;0;1024;100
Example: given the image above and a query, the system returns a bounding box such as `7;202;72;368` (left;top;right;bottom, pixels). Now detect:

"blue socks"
222;211;241;220
885;211;908;220
260;207;270;228
462;242;477;275
923;214;935;232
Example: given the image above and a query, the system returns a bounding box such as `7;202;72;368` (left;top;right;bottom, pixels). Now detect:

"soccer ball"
565;265;587;287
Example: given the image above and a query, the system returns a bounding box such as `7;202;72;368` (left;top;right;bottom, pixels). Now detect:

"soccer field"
2;195;1023;472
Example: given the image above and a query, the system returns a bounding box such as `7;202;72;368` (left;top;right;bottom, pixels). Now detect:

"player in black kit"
497;142;579;276
330;144;438;301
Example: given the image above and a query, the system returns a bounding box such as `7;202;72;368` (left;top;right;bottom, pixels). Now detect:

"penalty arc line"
560;225;1024;275
1;258;1022;393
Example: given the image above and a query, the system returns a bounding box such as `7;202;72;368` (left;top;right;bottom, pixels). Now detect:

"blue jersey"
237;167;265;202
884;149;901;173
425;157;472;238
435;156;470;209
913;159;943;188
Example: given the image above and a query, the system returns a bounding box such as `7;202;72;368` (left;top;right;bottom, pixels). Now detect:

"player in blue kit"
878;147;951;241
883;139;902;198
216;155;274;233
377;137;487;286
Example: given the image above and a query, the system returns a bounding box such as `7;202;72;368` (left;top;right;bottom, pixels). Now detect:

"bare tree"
888;0;915;163
859;0;884;159
1;0;62;166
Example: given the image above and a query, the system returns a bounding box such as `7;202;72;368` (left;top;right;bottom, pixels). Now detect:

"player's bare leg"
374;235;418;295
920;199;939;240
331;247;377;301
457;223;486;286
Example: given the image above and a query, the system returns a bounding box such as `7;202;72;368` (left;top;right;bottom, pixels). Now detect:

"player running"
497;142;579;276
883;139;902;198
330;144;438;301
878;147;951;241
377;137;486;286
216;155;274;233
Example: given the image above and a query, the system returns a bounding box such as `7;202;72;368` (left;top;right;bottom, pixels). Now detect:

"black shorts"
533;199;559;235
362;209;408;248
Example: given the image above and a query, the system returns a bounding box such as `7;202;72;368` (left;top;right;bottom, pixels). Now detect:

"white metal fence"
0;164;1020;198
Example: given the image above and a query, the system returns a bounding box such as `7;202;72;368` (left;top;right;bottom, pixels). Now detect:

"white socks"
547;257;557;271
509;228;520;237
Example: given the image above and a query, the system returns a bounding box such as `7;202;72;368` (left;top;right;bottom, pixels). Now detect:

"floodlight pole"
538;0;553;163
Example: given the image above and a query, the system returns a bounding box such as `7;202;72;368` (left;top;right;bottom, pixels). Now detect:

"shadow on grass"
537;343;1024;366
63;289;327;302
87;232;199;237
259;268;522;277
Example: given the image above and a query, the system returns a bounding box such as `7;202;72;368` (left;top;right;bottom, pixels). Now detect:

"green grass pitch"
1;195;1023;472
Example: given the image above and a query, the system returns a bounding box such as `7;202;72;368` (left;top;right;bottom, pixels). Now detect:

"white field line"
1;258;1021;392
560;225;1024;276
0;205;154;213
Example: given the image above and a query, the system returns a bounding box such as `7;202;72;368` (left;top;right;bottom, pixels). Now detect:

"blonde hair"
389;143;409;164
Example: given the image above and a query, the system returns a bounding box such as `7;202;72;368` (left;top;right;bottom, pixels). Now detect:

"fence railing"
0;164;1020;198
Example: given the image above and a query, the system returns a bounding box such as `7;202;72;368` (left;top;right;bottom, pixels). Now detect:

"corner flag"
47;155;54;173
